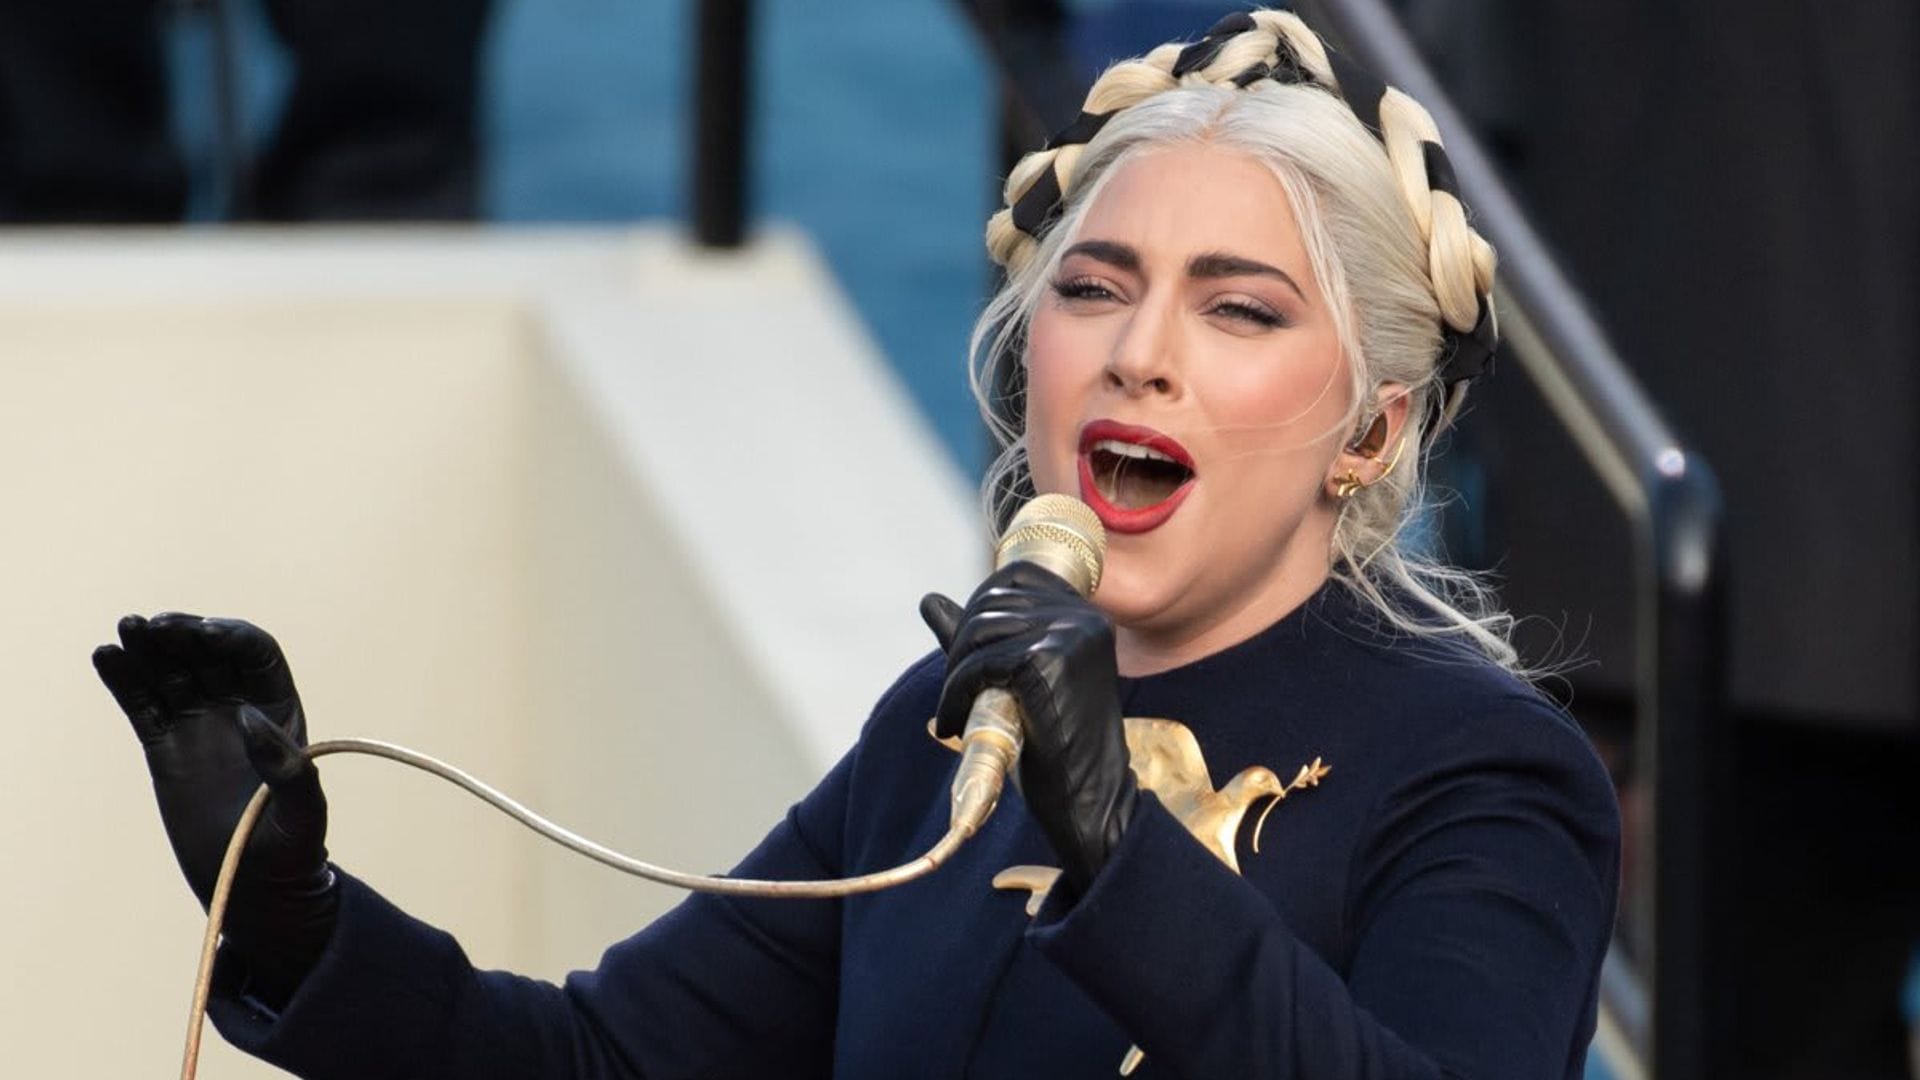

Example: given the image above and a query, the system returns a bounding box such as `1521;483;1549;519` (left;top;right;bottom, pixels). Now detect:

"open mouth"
1076;421;1197;533
1087;439;1195;508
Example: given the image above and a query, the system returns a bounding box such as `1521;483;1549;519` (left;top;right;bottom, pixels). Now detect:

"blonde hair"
967;9;1524;671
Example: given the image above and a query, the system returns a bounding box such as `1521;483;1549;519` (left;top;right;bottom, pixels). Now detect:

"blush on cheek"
1021;414;1074;496
1215;354;1348;455
1021;321;1093;495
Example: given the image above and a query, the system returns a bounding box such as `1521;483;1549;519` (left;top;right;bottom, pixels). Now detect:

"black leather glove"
920;563;1138;900
92;613;336;1006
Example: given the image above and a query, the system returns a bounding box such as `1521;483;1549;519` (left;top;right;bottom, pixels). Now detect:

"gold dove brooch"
930;715;1329;1076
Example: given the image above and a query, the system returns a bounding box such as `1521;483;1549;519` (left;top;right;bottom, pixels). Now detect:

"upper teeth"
1093;439;1179;465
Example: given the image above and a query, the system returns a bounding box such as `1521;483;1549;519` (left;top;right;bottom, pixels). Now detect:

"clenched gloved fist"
921;562;1138;901
92;613;336;1005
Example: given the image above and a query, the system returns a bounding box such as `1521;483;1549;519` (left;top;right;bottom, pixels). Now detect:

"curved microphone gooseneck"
179;494;1106;1080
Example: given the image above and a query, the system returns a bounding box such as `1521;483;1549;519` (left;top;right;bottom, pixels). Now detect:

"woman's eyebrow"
1061;239;1140;272
1061;241;1306;303
1187;251;1306;302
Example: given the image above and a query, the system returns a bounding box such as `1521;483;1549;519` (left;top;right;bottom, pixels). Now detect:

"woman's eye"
1049;278;1118;303
1208;300;1287;329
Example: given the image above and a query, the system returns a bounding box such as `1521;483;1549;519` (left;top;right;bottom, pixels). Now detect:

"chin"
1089;553;1185;632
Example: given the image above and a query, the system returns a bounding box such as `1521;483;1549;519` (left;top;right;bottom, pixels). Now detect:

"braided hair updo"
967;9;1524;670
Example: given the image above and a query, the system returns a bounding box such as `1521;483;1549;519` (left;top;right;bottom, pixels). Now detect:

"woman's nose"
1104;304;1182;398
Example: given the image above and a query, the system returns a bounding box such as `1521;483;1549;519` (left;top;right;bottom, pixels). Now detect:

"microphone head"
995;493;1107;597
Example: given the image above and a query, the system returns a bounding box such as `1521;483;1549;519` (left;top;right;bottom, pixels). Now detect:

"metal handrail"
1294;3;1726;1077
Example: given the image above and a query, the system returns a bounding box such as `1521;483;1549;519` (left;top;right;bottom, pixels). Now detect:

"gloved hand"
920;563;1137;900
92;613;336;1006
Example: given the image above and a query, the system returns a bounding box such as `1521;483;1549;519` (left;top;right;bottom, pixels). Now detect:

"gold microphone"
946;493;1107;840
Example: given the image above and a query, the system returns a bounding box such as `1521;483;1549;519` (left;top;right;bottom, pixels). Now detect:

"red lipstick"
1076;420;1197;534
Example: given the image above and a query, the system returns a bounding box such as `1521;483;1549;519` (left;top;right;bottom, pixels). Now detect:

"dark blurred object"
957;0;1080;178
691;0;750;248
1729;718;1920;1080
1424;0;1920;733
252;0;492;221
0;0;188;222
0;0;492;223
1395;1;1920;1077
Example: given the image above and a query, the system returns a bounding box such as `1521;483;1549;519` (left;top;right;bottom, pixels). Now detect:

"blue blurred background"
169;0;1000;471
163;0;1292;478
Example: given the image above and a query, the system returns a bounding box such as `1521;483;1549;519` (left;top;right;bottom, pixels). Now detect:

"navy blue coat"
207;583;1620;1078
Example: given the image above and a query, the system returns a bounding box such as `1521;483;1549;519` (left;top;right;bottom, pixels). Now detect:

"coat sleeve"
1027;697;1621;1080
200;676;919;1080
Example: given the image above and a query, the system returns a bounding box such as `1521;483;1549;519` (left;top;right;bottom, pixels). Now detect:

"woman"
94;11;1618;1078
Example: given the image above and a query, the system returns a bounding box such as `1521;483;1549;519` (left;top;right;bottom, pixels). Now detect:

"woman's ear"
1325;383;1413;498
